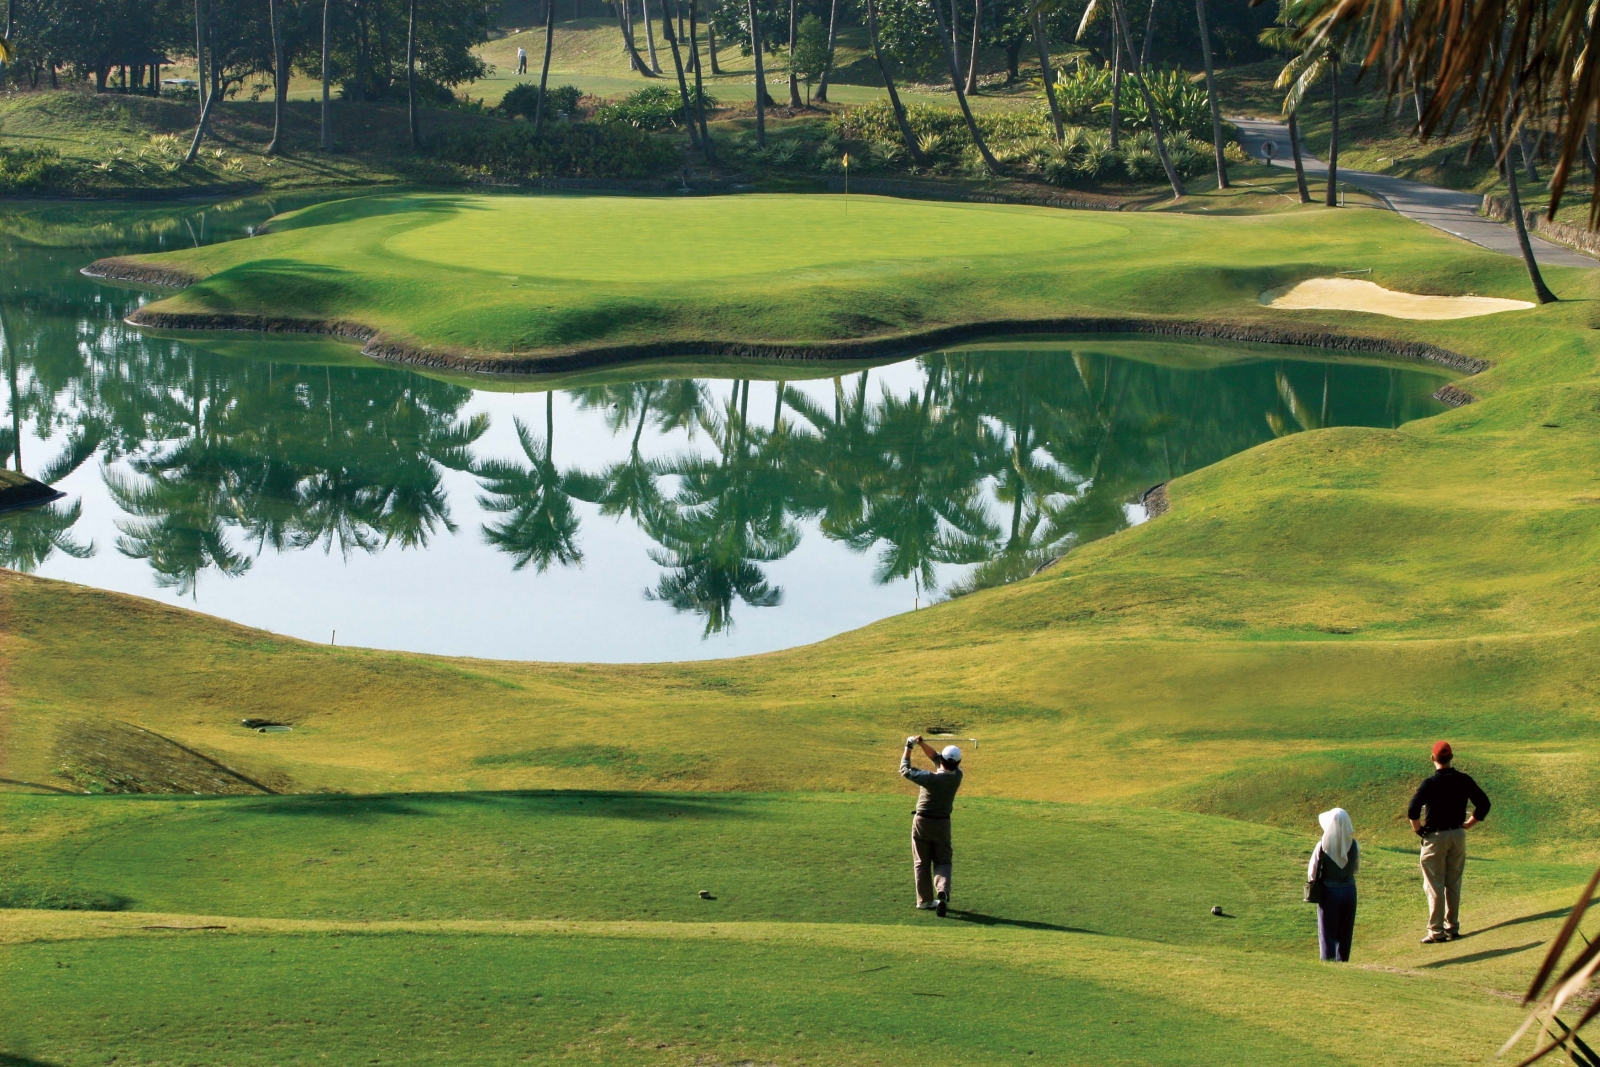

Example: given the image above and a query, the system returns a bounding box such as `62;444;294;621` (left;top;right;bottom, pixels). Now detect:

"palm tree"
406;0;421;149
320;0;334;150
1108;0;1184;197
965;0;983;95
266;0;286;155
813;0;840;102
787;0;802;106
1258;10;1311;202
927;0;1002;173
475;396;585;573
642;0;663;72
686;0;715;155
184;0;218;163
748;0;770;145
534;0;557;135
1032;2;1064;142
1193;0;1227;187
1266;0;1345;207
866;0;929;165
660;0;706;156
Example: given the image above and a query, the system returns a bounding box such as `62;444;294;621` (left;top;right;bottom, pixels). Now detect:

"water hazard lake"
0;195;1451;661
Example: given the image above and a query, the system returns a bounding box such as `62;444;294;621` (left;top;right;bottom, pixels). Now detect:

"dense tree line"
0;0;486;97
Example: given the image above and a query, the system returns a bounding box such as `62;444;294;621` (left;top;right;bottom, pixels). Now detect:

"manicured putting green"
382;194;1127;279
114;189;1548;363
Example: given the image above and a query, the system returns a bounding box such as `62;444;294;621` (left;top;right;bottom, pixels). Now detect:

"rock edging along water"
86;256;1492;379
81;258;204;290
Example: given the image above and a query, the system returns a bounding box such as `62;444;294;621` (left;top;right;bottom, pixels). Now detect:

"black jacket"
1406;767;1491;833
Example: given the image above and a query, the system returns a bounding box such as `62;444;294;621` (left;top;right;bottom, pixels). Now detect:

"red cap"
1432;741;1453;763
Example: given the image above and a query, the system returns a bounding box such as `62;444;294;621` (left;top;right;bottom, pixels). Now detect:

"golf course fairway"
7;186;1600;1065
98;190;1537;371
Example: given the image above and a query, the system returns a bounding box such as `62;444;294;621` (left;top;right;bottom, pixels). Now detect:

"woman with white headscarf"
1308;808;1359;961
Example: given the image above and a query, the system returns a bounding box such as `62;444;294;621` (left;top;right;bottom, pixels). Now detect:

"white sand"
1260;277;1535;320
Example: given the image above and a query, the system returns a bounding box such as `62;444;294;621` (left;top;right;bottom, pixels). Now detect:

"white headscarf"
1308;808;1355;880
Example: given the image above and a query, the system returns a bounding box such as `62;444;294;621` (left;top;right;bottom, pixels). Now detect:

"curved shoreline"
87;257;1492;382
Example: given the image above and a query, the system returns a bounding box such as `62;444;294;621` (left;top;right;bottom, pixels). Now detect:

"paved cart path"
1230;116;1596;270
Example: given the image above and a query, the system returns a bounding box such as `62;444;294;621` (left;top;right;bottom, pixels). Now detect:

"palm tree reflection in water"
3;315;1448;634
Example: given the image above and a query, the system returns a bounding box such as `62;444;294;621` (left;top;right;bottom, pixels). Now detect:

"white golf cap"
940;745;962;763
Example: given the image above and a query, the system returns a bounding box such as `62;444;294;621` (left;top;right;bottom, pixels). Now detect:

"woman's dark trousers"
1317;882;1357;962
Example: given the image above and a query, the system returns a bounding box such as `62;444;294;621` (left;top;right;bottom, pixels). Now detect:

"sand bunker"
1261;278;1535;320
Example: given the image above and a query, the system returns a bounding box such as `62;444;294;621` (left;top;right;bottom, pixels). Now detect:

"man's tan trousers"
912;815;952;907
1419;828;1467;936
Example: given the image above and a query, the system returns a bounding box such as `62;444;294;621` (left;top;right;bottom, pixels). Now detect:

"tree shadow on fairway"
0;1053;69;1066
232;790;756;823
1458;900;1600;939
1419;941;1543;969
947;909;1099;935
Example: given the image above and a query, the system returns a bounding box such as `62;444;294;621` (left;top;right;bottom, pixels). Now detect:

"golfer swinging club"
900;735;963;916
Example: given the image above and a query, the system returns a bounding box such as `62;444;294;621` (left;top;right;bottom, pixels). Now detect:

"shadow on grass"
0;1053;69;1067
947;909;1098;934
1419;941;1543;969
232;790;757;822
1461;900;1600;939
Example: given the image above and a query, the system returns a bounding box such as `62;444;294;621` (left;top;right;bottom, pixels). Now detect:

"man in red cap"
1406;741;1491;943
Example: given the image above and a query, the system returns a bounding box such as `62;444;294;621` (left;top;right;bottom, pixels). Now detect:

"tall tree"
406;0;420;148
533;0;557;135
687;0;714;154
1193;0;1226;187
1110;0;1184;197
813;0;839;101
266;0;287;155
661;0;703;152
642;0;662;71
1033;3;1063;142
787;0;801;105
184;0;219;163
964;0;982;93
867;0;929;165
320;0;333;149
928;0;1001;173
747;0;769;144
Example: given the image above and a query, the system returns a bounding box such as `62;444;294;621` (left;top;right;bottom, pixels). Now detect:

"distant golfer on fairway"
516;46;528;74
900;735;963;916
1407;741;1491;943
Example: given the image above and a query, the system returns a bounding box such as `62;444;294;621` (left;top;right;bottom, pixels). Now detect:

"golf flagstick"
843;152;849;215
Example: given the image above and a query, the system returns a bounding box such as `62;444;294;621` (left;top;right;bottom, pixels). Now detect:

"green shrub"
0;145;78;194
430;121;679;180
595;85;716;131
500;82;583;120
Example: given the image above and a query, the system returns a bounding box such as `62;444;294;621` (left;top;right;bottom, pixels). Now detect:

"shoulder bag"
1304;848;1324;904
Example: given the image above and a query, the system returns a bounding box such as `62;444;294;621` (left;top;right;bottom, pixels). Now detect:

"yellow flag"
843;152;850;170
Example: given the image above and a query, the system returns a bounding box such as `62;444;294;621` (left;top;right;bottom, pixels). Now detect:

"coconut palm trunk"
533;0;557;134
266;0;285;154
184;0;219;163
787;0;802;106
661;0;703;152
1498;119;1558;304
615;1;655;73
748;0;769;144
1287;110;1311;202
814;0;840;101
1033;6;1063;142
964;0;982;94
1139;0;1156;68
868;0;928;166
194;0;207;119
320;0;333;149
406;0;420;148
1193;0;1226;187
642;0;662;72
929;0;1001;173
1110;18;1122;148
1324;55;1338;206
687;0;714;158
708;19;722;72
1111;0;1183;197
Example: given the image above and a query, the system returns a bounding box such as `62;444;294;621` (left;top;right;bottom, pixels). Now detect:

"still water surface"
0;196;1450;661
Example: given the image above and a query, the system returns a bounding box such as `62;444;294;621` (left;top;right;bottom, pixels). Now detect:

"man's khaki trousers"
1419;828;1467;936
912;815;952;907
